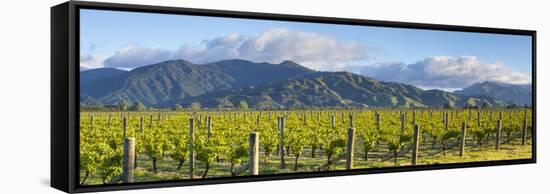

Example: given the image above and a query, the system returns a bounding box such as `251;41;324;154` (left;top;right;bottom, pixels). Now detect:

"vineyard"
79;108;532;185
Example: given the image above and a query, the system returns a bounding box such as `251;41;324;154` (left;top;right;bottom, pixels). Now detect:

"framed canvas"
51;1;536;193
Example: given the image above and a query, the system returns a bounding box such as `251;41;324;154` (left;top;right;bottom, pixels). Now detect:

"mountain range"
80;59;531;109
454;81;532;105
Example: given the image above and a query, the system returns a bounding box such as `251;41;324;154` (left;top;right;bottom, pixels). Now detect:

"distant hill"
80;59;520;109
454;81;532;105
166;71;505;109
80;68;127;85
201;59;313;88
81;59;234;105
80;94;101;106
80;59;313;106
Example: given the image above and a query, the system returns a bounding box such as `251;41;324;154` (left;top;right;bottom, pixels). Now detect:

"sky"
80;9;533;91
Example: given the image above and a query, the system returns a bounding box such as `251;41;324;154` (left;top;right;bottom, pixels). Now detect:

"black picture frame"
51;1;537;193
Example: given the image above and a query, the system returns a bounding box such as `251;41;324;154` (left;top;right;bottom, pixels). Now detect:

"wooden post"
257;114;261;125
122;117;127;138
375;113;380;128
346;128;355;170
459;122;467;157
139;116;143;132
444;112;449;131
207;116;212;139
189;118;195;179
122;137;135;183
249;132;259;175
157;112;161;126
276;117;280;156
400;114;405;134
279;117;286;169
149;114;153;129
496;119;502;151
277;116;281;130
411;124;420;165
521;114;527;145
412;111;416;126
90;114;94;130
331;114;335;128
477;111;481;127
107;113;112;128
349;113;354;128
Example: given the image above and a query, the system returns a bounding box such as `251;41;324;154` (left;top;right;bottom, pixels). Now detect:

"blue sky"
80;9;532;90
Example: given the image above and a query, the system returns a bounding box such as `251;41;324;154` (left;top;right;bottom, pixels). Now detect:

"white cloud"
102;44;172;69
359;56;531;89
96;28;369;70
235;28;368;70
79;54;107;71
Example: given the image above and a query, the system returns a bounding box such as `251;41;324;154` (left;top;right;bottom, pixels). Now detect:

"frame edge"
61;1;537;193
